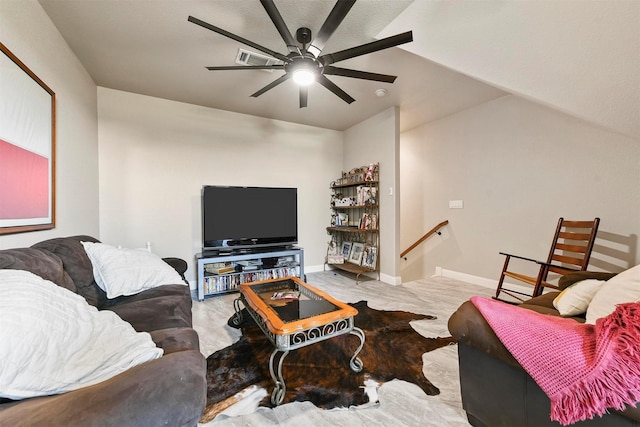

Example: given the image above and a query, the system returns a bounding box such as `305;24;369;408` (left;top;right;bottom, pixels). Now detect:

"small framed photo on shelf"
341;241;352;259
336;212;348;226
368;213;377;230
327;240;339;255
348;242;365;265
361;246;378;269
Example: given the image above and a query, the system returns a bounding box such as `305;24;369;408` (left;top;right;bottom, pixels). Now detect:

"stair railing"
400;220;449;259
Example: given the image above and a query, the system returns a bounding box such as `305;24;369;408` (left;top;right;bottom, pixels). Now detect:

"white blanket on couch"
0;269;163;400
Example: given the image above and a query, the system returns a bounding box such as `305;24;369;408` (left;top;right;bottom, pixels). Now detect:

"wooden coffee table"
232;276;365;405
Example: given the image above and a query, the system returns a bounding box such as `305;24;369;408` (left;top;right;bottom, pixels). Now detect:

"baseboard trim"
312;265;399;286
433;267;533;295
380;272;401;286
305;264;325;274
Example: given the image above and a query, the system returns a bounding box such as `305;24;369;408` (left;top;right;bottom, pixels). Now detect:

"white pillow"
82;242;185;298
585;264;640;324
552;279;606;316
0;269;163;400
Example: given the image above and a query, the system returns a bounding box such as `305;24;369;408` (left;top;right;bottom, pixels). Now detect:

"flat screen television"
202;185;298;252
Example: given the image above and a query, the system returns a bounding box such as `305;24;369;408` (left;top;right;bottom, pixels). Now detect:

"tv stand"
202;245;296;257
196;247;304;301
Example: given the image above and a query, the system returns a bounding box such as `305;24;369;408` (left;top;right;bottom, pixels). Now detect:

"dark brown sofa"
448;271;640;426
0;235;206;427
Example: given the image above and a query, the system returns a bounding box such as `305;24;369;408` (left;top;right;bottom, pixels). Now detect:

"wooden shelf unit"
325;164;379;281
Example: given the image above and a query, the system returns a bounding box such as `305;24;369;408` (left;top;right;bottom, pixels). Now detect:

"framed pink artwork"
0;42;56;235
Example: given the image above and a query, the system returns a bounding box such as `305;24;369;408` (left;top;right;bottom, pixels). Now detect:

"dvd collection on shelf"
202;266;299;294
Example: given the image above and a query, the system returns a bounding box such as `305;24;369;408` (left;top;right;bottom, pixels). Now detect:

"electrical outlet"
449;200;464;209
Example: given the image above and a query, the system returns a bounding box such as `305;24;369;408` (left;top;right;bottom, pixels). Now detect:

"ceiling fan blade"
307;0;356;58
188;15;289;63
299;87;308;108
323;66;397;83
250;73;291;98
206;65;285;71
317;75;355;104
320;31;413;66
260;0;300;54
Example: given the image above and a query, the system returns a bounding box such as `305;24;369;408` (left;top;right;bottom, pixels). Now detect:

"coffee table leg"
269;348;289;406
349;327;365;372
232;297;243;326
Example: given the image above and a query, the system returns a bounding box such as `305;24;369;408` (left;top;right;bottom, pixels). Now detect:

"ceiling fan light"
292;68;316;86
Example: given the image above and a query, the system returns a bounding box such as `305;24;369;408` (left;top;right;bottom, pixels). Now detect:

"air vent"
235;48;282;71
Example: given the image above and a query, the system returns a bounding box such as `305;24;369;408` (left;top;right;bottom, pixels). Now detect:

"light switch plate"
449;200;464;209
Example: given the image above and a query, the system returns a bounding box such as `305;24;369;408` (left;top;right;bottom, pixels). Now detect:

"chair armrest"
499;252;540;264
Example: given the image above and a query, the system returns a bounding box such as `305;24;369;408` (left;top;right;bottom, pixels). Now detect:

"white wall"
0;0;99;249
97;88;343;285
344;107;401;284
400;95;640;284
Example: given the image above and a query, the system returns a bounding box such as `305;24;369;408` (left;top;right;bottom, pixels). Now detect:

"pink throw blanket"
470;296;640;425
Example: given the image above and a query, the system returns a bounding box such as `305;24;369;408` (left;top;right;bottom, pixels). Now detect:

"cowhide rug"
200;300;455;423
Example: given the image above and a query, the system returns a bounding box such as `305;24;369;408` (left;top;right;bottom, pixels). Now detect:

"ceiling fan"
188;0;413;108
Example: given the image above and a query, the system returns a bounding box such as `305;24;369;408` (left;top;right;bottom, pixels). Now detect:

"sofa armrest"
0;350;206;427
163;257;188;283
448;300;521;369
557;271;617;290
149;327;200;354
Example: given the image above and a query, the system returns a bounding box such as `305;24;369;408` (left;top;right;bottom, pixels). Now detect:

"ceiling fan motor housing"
296;27;312;46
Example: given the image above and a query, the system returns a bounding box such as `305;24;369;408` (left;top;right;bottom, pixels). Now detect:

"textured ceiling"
37;0;507;132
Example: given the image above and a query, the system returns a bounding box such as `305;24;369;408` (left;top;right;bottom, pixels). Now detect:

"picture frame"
0;43;56;235
361;246;378;269
348;242;365;265
349;172;364;184
341;241;353;259
335;212;348;226
326;240;343;264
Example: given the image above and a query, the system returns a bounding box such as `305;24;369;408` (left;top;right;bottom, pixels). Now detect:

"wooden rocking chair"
494;217;600;303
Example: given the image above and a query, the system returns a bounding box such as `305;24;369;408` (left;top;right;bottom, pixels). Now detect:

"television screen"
202;186;298;251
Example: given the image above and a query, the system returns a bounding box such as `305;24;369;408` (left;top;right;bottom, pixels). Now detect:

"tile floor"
192;270;494;426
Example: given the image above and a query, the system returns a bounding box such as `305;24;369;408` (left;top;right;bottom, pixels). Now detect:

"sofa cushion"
517;293;587;322
103;284;193;331
520;292;558;309
81;242;185;299
0;247;76;293
586;264;640;324
0;269;163;400
32;235;105;307
558;271;618;290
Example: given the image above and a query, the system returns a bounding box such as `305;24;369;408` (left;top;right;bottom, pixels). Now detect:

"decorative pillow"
81;242;185;298
0;269;163;400
552;279;606;316
585;264;640;324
